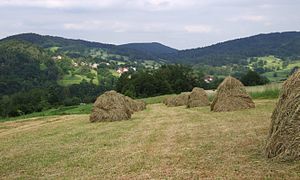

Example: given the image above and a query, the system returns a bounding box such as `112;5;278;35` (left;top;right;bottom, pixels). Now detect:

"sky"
0;0;299;49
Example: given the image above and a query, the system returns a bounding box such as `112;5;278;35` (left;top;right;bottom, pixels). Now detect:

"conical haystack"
210;76;255;112
265;70;300;161
125;97;147;112
187;87;210;108
163;92;190;107
90;91;133;122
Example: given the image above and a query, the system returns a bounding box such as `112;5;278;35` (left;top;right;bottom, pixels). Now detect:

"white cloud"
63;20;178;33
0;0;299;49
0;0;121;9
228;15;267;22
134;0;199;11
0;0;200;11
63;20;130;32
184;25;213;33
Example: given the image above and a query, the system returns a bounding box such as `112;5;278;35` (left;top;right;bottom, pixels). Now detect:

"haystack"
90;91;133;122
125;97;146;112
164;92;190;107
210;76;255;112
265;70;300;161
187;87;210;108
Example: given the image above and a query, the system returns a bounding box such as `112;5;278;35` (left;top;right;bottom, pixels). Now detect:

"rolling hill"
1;33;176;60
119;42;178;56
165;31;300;65
0;40;60;96
3;31;300;66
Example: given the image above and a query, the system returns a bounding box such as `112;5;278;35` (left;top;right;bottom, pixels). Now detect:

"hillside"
4;32;300;67
0;40;59;96
1;33;173;61
165;31;300;66
119;42;178;56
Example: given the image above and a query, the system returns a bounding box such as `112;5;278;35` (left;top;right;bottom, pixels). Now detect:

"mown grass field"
1;100;300;179
58;74;90;86
1;83;282;122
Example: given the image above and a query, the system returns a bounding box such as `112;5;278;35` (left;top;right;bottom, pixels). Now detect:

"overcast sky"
0;0;299;49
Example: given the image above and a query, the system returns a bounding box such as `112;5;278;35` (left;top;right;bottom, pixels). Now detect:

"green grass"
48;46;60;53
58;74;90;86
262;60;300;82
1;100;300;179
247;56;300;82
249;88;280;99
248;56;283;71
0;104;93;123
109;69;121;77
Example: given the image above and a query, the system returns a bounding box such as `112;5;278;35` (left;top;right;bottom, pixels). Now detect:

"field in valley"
1;100;300;179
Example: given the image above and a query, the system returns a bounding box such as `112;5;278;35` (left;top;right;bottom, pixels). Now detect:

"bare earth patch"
0;100;300;179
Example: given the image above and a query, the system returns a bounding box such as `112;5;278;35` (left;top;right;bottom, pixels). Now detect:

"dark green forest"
163;32;300;66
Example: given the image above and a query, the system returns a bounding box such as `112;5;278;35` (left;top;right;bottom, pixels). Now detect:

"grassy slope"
58;74;90;86
1;100;300;179
247;56;300;82
248;56;283;71
262;59;300;82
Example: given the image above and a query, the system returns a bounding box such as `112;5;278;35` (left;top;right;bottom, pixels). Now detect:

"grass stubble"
1;100;300;178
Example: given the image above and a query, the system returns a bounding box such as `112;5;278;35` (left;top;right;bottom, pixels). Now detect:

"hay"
164;92;190;107
265;70;300;161
210;76;255;112
90;91;133;122
125;97;147;112
187;87;210;108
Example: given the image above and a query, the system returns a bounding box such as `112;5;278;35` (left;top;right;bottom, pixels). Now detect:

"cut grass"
141;94;175;104
0;104;93;123
1;100;300;179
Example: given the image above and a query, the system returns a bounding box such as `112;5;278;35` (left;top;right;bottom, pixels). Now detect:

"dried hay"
187;87;210;108
265;70;300;161
210;76;255;112
90;91;133;122
125;97;147;112
164;92;190;107
163;96;172;106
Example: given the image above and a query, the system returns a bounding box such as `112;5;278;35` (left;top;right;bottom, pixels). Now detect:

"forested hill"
1;33;176;60
119;42;178;56
2;31;300;66
2;33;115;49
164;31;300;65
0;40;60;96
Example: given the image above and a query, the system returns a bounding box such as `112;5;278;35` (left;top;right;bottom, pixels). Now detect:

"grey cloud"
0;0;299;49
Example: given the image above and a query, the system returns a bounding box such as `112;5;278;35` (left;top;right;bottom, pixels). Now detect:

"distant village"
52;55;137;75
52;55;215;82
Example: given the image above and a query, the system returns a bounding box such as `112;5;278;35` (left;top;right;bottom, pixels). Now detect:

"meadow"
1;99;300;179
1;83;282;122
